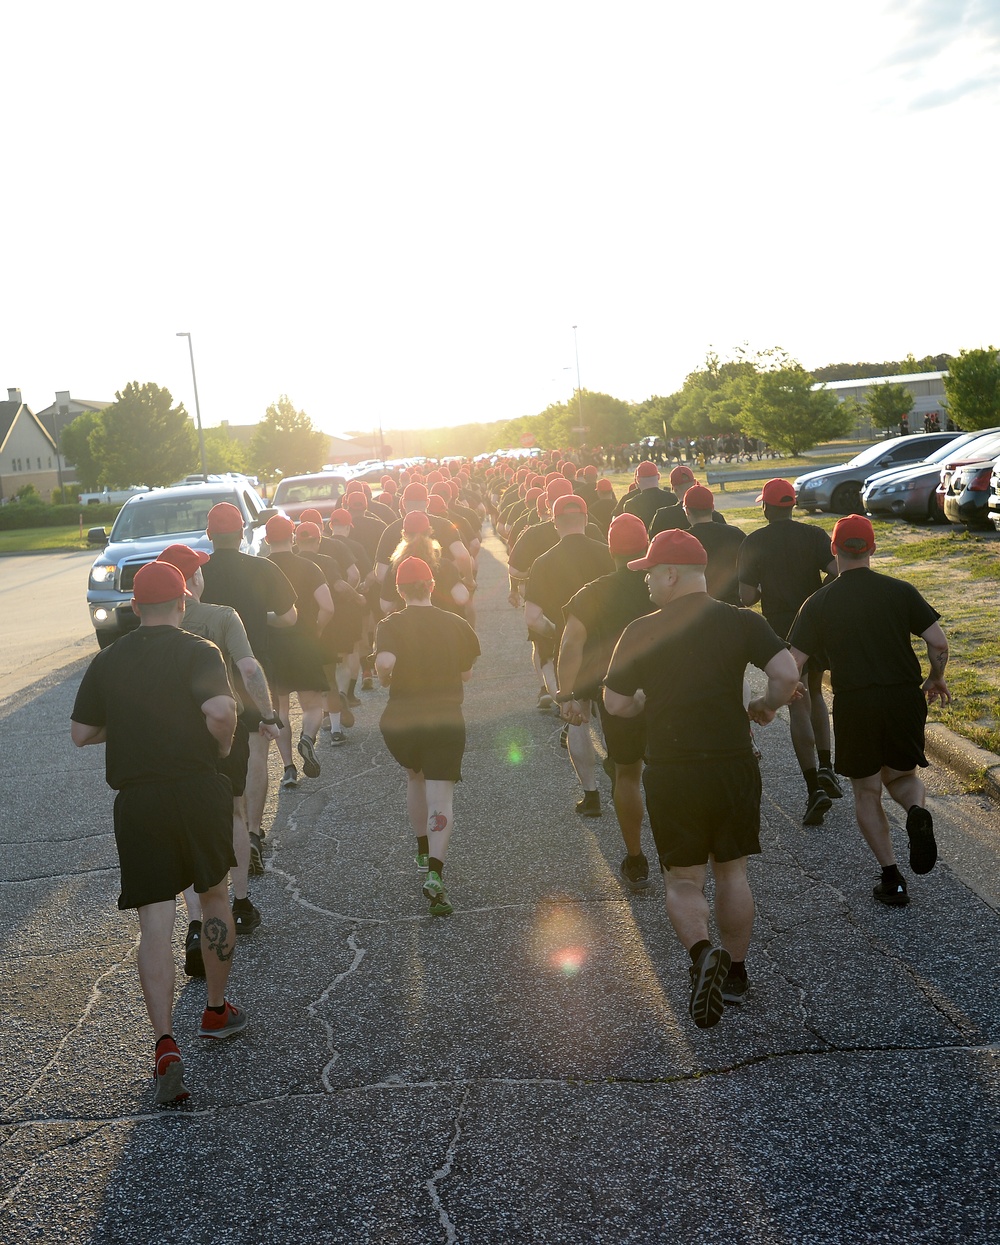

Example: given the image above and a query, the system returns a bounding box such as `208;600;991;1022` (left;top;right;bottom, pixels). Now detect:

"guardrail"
705;467;781;493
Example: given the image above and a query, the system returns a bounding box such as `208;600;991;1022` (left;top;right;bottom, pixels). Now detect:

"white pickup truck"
78;486;152;505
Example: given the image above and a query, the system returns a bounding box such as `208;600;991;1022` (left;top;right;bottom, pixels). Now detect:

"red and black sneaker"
154;1037;190;1106
198;999;248;1040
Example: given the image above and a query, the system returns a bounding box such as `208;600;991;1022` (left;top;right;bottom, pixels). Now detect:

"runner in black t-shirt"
787;515;950;908
374;483;472;586
526;494;614;814
618;461;678;531
559;514;654;889
375;556;480;918
71;560;245;1106
605;529;798;1028
201;502;297;872
682;486;745;605
738;479;840;827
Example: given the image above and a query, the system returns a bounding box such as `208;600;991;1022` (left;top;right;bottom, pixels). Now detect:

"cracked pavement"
1;538;999;1243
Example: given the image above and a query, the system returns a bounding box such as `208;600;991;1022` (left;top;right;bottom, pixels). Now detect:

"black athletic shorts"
380;712;466;782
268;632;329;695
217;716;250;797
113;773;235;909
643;751;762;869
598;699;646;766
833;684;928;779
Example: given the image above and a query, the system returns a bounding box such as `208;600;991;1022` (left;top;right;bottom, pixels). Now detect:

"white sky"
3;0;999;436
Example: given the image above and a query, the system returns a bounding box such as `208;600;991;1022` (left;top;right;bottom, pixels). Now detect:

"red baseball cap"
402;510;431;536
582;464;598;480
757;478;796;507
206;502;244;535
395;556;434;585
832;514;876;553
132;561;191;604
670;465;696;491
608;513;648;557
345;491;368;510
156;543;210;581
546;479;573;503
345;480;365;495
636;460;659;479
596;478;614;494
683;485;715;510
296;521;321;541
329;509;352;527
299;508;324;527
552;493;588;518
402;482;429;503
380;479;398;495
627;529;707;570
265;515;295;542
427;494;448;517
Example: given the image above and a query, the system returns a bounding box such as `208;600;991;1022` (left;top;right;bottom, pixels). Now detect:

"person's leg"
246;731;270;835
613;760;644;855
299;690;324;742
136;899;178;1038
182;886;201;922
567;720;598;797
231;795;251;902
406;769;427;839
790;686;831;824
662;863;710;950
711;856;754;961
850;772;895;865
807;666;832;756
274;693;294;769
883;764;936;874
424;778;455;869
882;765;925;813
198;878;236;1008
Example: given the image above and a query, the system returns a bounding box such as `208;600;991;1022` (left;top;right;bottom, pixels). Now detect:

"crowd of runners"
70;449;950;1106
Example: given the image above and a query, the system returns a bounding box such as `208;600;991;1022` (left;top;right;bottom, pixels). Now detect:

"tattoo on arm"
927;642;949;680
203;916;234;963
243;663;274;718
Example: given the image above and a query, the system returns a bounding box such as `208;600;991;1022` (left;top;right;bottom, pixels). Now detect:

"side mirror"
253;507;278;525
88;527;109;547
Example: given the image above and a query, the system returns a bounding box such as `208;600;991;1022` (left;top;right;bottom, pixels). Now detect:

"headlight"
803;477;825;490
89;564;117;585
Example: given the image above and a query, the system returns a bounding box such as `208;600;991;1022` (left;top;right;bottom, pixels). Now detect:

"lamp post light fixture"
176;332;209;482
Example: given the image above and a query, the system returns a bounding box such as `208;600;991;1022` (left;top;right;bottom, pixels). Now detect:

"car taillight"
969;469;992;492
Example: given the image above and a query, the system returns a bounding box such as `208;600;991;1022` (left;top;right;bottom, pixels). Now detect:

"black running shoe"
873;877;909;907
803;788;833;826
906;805;937;875
817;766;844;799
721;973;748;1006
575;790;601;818
184;921;205;978
688;946;731;1029
297;735;321;778
249;833;265;876
232;896;261;935
619;854;652;894
281;765;299;790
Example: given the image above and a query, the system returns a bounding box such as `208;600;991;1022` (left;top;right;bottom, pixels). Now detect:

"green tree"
632;393;680;441
551;390;635;447
863;382;913;430
59;410;104;491
943;346;1000;431
203;427;248;474
89;382;197;486
249;395;327;477
734;351;850;455
672;351;753;438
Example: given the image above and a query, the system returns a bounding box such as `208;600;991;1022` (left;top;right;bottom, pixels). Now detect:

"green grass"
0;526;94;554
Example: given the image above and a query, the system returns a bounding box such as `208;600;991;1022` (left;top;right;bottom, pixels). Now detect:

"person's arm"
603;686;646;718
314;582;336;633
921;621;951;705
556;615;590;722
524;600;556;638
822;557;838;582
235;655;283;739
202;694;238;757
739;581;761;607
451;582;471;609
375;651;396;687
747;649;803;724
71;721;106;747
268;604;297;628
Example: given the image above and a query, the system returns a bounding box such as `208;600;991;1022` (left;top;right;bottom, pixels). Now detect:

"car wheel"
926;493;942;524
831;483;862;515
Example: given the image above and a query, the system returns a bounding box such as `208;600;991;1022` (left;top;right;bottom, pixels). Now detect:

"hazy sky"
4;1;998;436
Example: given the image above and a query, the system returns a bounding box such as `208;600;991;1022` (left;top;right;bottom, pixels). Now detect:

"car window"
111;493;235;541
273;477;347;504
242;490;261;518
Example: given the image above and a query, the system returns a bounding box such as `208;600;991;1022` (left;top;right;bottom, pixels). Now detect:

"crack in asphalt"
425;1085;470;1245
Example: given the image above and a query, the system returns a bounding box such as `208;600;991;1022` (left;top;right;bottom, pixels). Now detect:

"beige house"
0;389;61;503
35;390;111;497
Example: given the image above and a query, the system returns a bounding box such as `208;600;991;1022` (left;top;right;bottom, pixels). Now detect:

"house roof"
0;401;59;454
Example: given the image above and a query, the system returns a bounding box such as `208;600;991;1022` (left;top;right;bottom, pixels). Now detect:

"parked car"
862;430;1000;523
78;485;152;505
86;482;275;647
941;451;1000;528
271;471;353;521
988;460;1000;533
794;432;961;514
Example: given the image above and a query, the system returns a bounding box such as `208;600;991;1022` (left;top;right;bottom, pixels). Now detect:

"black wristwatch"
260;714;283;728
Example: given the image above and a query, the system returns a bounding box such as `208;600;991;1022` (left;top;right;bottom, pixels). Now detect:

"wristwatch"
260;714;283;728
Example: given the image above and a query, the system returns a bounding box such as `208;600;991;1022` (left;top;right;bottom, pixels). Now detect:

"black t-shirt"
649;504;728;537
606;595;785;761
690;522;746;606
375;516;464;567
525;534;615;641
71;626;234;789
267;550;326;637
375;605;481;726
201;548;297;664
737;519;834;638
343;514;387;562
621;486;677;530
564;567;653;700
509;520;605;574
589;496;616;535
787;567;940;693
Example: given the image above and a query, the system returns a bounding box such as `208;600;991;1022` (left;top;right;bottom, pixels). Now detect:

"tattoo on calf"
429;811;448;834
203;916;234;963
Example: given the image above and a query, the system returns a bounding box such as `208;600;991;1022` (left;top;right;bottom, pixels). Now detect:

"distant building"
0;388;62;502
815;371;949;437
34;390;113;497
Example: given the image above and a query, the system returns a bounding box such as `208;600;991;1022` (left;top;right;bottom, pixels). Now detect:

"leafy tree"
811;352;953;382
734;351;850;455
59;410;104;490
943;347;1000;431
633;394;681;441
863;382;913;430
551;390;636;447
203;427;248;474
89;382;196;486
673;351;753;438
249;395;327;477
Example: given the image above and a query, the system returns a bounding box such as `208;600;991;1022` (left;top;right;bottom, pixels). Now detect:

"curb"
924;722;1000;801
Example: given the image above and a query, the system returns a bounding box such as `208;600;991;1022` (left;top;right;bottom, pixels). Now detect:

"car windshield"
273;478;346;505
846;439;931;468
111;493;237;541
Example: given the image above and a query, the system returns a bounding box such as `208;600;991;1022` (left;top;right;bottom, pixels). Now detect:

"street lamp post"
176;332;209;482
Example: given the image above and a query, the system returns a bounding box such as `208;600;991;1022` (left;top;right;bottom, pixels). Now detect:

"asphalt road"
2;541;999;1244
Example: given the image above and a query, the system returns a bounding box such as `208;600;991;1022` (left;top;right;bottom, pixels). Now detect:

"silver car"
862;430;1000;523
794;432;961;514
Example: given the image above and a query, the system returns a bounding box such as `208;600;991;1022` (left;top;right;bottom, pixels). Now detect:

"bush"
0;501;122;531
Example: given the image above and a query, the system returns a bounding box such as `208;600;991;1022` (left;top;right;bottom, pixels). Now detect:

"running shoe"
619;854;652;894
559;725;569;749
184;921;204;978
330;731;348;745
575;790;602;818
281;765;299;790
297;735;321;778
802;788;833;827
154;1038;190;1106
339;696;355;728
537;689;554;711
873;877;909;907
422;871;453;916
721;973;748;1006
248;833;265;876
345;690;362;708
906;805;937;875
232;896;261;935
320;717;332;733
361;676;374;691
198;999;248;1040
414;852;430;871
817;767;844;799
688;945;731;1029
